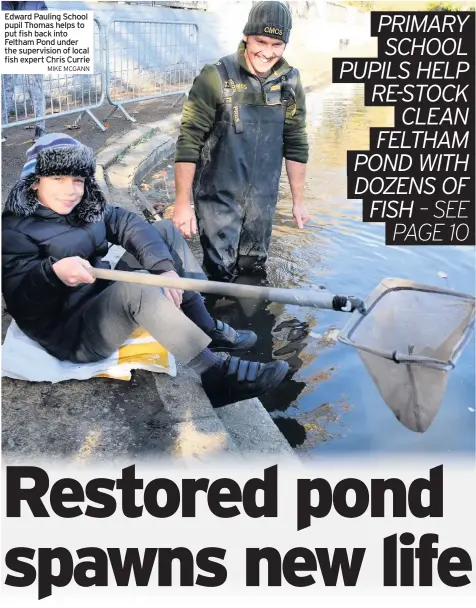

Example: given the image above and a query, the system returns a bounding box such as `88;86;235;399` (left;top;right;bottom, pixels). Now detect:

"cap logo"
264;26;283;36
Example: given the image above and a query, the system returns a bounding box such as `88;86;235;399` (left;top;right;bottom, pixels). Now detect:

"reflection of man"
1;1;48;140
173;1;310;282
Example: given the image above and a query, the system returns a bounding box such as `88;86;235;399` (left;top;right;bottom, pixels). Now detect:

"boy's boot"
201;355;288;408
208;319;257;352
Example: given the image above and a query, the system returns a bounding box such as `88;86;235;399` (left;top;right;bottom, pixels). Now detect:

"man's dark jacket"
2;180;175;360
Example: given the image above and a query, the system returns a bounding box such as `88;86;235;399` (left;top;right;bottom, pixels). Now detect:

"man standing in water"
173;1;311;282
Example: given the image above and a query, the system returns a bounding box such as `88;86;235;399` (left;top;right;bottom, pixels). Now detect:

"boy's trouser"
65;221;212;365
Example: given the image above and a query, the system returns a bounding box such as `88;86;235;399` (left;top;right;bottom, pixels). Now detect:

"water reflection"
265;83;475;454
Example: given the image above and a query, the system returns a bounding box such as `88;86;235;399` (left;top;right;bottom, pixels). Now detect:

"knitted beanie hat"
243;1;292;44
6;133;107;223
21;132;96;179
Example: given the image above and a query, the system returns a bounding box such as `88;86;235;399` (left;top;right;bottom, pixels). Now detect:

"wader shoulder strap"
279;68;298;117
214;56;244;134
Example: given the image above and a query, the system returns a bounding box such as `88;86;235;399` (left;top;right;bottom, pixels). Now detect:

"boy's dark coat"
2;180;175;360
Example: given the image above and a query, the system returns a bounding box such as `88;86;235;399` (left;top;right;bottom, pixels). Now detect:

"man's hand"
172;201;197;239
161;270;183;308
174;162;197;238
285;159;308;229
292;202;311;229
52;257;95;287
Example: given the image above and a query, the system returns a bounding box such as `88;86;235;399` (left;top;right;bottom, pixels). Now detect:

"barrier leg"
86;109;107;132
109;103;137;123
71;110;107;132
172;92;187;107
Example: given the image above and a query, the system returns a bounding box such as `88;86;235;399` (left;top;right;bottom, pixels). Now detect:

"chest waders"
193;52;297;282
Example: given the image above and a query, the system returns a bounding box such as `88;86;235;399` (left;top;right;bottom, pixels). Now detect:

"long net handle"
88;267;363;312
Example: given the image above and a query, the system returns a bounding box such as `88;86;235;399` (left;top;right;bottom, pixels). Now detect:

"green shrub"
427;2;462;10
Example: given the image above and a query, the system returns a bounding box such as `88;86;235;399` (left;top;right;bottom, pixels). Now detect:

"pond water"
261;83;475;455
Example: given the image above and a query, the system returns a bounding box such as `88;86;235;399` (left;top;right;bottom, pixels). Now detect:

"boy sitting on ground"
2;134;288;407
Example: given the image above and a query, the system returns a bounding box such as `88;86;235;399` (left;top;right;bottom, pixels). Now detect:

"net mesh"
338;278;475;433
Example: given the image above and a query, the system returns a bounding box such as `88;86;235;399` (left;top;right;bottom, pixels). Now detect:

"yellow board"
94;328;174;381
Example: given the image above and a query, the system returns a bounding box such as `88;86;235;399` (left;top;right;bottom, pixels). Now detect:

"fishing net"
338;278;475;433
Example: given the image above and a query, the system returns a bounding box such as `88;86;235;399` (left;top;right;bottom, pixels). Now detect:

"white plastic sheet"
2;321;176;383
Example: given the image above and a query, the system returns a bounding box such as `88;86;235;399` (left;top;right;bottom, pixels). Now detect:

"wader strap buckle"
265;86;283;106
